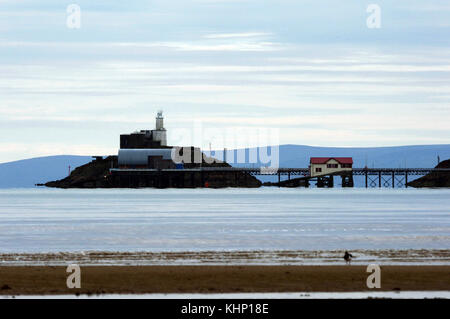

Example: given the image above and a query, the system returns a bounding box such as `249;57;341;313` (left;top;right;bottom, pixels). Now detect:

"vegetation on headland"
44;155;261;188
44;156;117;188
407;159;450;188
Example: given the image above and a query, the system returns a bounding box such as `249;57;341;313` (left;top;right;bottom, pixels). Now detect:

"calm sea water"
0;188;449;253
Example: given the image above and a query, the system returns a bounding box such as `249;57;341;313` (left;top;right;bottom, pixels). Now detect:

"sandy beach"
0;265;449;295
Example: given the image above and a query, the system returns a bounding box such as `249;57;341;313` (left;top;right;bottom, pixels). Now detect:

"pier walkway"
110;167;450;188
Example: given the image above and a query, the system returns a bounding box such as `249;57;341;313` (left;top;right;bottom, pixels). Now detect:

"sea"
0;188;449;256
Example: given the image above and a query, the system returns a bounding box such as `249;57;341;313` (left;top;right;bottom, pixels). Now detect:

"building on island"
118;111;201;169
309;157;353;177
118;148;176;169
120;111;167;149
43;110;260;188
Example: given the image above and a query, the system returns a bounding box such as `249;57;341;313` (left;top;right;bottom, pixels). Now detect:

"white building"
152;110;167;146
310;157;353;177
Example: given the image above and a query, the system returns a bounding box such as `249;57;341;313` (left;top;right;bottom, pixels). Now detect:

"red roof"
310;157;353;164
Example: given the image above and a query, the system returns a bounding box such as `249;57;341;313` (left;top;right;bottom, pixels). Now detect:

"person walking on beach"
344;251;353;264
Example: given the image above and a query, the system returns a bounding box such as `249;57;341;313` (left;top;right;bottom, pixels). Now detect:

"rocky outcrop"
407;159;450;188
45;156;117;188
44;155;262;188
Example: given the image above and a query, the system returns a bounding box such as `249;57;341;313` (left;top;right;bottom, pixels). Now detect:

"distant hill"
207;144;450;186
220;144;450;168
0;155;92;188
0;144;449;188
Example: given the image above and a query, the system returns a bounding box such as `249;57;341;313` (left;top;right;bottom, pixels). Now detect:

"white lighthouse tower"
153;110;167;146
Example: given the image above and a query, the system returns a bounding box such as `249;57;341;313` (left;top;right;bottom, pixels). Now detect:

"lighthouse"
153;110;167;146
156;110;164;130
119;110;168;148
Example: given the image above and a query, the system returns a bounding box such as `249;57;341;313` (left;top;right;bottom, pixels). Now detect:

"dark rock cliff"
407;159;450;188
44;155;261;188
45;156;117;188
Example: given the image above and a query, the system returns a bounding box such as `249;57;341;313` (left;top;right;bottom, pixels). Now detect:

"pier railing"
110;167;450;188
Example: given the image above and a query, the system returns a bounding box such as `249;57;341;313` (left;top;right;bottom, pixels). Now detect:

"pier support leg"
392;171;395;188
365;171;368;188
342;173;354;188
379;172;381;188
317;177;323;188
405;172;408;188
278;172;281;187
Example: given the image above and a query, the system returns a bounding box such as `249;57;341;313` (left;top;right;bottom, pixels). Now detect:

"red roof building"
309;157;353;177
310;157;353;165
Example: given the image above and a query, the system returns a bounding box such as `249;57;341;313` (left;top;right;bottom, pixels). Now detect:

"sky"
0;0;450;162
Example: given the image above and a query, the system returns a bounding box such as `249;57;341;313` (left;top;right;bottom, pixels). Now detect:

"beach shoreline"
1;249;449;266
0;265;449;295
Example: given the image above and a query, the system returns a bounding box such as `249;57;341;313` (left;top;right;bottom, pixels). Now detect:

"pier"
110;167;450;188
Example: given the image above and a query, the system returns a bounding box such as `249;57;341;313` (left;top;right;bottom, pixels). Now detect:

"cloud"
0;0;449;162
0;40;284;52
203;32;273;39
403;3;450;12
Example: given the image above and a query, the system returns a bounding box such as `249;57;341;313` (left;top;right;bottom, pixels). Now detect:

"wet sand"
1;249;449;266
0;265;449;295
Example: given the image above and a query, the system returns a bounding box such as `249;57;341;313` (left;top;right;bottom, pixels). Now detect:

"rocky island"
45;154;261;189
45;112;261;189
407;159;450;188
